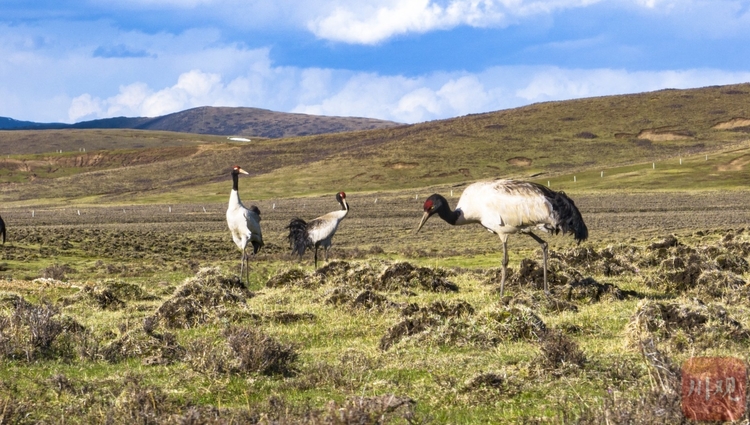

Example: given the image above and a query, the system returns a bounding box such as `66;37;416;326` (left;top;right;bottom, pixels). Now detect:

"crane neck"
435;197;460;225
228;171;243;209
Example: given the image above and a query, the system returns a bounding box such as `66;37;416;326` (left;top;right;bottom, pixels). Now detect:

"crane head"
415;194;441;233
232;165;250;175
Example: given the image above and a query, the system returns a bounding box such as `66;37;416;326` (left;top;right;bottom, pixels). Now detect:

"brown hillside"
138;106;403;138
3;83;750;203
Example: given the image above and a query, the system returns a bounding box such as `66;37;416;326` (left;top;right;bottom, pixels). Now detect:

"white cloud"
305;0;750;44
68;94;104;122
308;0;501;44
307;0;617;44
68;70;234;120
65;58;750;125
513;67;750;103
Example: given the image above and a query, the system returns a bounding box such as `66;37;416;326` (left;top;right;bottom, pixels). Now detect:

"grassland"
1;84;750;423
1;188;750;423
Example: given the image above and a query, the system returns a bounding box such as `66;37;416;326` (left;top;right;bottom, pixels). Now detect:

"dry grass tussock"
379;303;548;351
61;279;155;310
626;298;749;354
266;260;458;293
0;294;88;362
151;267;253;329
184;326;298;377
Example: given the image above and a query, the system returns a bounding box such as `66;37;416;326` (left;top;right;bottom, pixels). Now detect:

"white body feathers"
226;188;263;252
226;165;263;284
306;208;348;250
454;179;558;238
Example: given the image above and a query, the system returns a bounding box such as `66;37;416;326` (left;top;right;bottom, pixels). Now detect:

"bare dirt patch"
636;129;693;141
712;117;750;130
717;154;750;171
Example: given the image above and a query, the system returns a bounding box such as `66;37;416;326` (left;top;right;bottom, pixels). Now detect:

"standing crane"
415;179;587;296
0;214;5;245
226;165;263;284
287;191;349;268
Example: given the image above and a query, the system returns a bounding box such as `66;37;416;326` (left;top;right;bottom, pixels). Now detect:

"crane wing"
460;180;554;231
243;208;263;241
306;209;347;244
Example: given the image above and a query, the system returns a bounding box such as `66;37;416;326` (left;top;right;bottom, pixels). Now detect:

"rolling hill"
0;106;403;138
2;83;750;205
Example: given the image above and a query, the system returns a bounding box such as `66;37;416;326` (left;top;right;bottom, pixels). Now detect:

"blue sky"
2;0;750;124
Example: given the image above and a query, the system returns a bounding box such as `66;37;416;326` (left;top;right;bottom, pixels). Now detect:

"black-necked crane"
0;214;5;245
226;165;263;284
287;191;349;268
415;179;588;296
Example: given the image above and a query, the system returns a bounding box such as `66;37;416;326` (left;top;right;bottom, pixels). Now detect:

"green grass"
2;199;750;422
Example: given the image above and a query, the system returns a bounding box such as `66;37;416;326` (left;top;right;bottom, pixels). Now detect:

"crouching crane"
226;165;263;284
415;179;587;296
287;192;349;268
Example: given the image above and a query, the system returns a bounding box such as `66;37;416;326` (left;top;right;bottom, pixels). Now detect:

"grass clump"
627;299;749;353
185;326;298;377
151;267;252;329
0;296;87;362
226;325;298;376
380;304;547;351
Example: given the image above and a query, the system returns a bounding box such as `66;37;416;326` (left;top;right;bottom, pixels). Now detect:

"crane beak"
239;168;250;175
415;211;430;234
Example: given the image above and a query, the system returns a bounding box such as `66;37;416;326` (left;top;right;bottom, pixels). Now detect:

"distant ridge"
0;116;56;130
0;106;403;138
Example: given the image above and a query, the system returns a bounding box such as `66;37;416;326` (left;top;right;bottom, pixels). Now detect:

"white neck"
228;189;243;209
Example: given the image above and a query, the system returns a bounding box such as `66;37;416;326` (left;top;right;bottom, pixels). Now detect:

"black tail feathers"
551;191;588;243
287;218;309;256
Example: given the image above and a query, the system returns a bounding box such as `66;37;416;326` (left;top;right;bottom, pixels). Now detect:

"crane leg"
526;232;549;294
314;246;318;269
244;250;250;286
239;249;246;284
499;237;509;297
